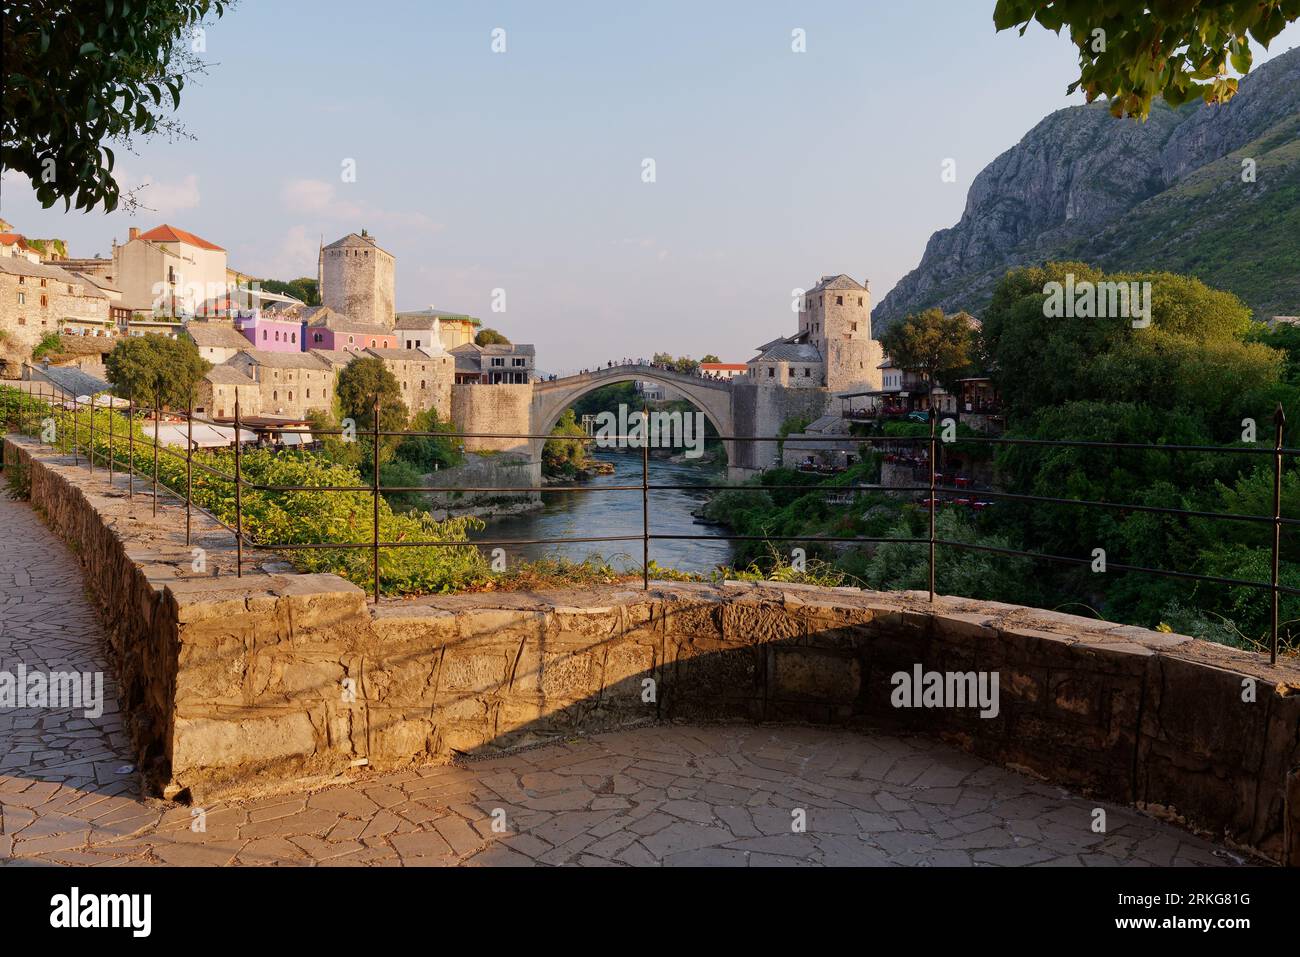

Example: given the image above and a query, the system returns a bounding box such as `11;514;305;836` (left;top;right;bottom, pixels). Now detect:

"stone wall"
6;433;1300;862
730;381;833;478
451;383;532;454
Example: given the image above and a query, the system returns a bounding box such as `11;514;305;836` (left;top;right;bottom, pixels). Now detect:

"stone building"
224;350;337;420
184;322;255;365
111;224;228;319
300;306;396;353
746;337;825;389
450;341;535;384
798;274;883;395
395;308;480;351
319;231;395;330
195;364;261;420
0;259;112;376
363;347;455;420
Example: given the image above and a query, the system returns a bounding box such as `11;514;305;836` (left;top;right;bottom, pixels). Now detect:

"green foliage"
993;0;1300;118
1;387;490;595
700;354;721;364
2;0;230;211
259;277;320;306
475;328;510;346
104;334;210;407
981;262;1263;431
379;458;428;514
31;332;64;361
878;306;976;393
652;352;701;375
542;408;589;477
394;407;463;473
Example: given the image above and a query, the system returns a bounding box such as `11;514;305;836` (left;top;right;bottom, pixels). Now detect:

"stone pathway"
0;494;1250;867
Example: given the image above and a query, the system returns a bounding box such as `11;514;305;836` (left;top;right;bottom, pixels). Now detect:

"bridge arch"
529;365;736;466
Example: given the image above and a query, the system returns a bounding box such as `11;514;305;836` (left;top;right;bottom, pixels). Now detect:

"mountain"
873;45;1300;327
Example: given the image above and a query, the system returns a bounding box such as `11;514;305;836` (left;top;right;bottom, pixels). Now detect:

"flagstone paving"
0;493;1251;867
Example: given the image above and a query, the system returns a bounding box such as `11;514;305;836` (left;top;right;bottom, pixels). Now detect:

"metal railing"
3;383;1295;664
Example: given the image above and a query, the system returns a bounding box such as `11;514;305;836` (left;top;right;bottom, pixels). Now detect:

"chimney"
129;227;139;241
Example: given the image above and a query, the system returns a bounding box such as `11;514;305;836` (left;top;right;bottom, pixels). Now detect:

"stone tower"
319;230;396;328
799;274;882;395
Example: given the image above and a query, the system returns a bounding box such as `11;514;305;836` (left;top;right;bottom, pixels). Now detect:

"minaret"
316;235;324;304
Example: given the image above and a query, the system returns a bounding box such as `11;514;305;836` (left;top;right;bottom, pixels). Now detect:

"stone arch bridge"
530;364;737;466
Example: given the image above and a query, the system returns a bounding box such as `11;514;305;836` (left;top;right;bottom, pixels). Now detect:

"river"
469;450;735;574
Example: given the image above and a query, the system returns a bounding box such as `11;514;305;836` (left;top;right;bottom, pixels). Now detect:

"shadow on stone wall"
6;434;1300;865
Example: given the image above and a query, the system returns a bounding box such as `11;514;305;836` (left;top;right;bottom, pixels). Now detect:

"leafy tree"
475;328;510;346
260;277;320;306
3;0;230;211
104;334;210;408
980;263;1262;429
542;408;589;477
395;407;463;472
701;354;721;364
993;0;1300;118
878;307;976;407
335;357;407;431
335;357;408;470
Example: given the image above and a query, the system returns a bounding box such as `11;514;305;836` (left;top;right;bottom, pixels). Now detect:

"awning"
141;422;257;448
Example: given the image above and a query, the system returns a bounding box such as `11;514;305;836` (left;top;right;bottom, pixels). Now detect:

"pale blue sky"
4;2;1298;371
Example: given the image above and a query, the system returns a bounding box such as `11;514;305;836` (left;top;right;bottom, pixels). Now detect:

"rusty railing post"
88;392;95;475
234;394;243;577
107;392;114;486
928;405;937;602
152;390;160;517
127;396;134;500
1272;403;1286;666
641;402;650;591
72;386;79;464
186;395;194;546
372;395;381;605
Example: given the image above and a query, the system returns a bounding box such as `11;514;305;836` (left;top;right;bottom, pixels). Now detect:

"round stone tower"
318;230;396;328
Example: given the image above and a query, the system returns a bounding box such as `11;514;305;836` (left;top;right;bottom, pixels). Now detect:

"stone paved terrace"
0;494;1254;867
0;494;1258;868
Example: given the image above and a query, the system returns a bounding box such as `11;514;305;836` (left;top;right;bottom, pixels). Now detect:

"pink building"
236;312;303;352
300;306;396;353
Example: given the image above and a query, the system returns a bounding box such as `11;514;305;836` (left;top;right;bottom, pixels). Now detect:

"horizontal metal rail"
2;382;1293;663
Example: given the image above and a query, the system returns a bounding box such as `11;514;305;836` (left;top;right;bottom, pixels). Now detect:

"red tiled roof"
700;362;747;371
136;224;224;252
0;233;31;248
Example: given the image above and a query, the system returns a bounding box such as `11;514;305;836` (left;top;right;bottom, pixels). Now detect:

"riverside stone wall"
5;434;1300;863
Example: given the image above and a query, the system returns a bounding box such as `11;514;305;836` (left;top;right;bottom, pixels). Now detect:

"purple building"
236;312;304;352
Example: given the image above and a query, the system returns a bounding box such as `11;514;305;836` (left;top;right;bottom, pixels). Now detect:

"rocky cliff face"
873;46;1300;327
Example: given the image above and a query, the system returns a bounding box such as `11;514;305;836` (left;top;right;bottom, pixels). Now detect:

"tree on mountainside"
994;0;1300;118
3;0;230;212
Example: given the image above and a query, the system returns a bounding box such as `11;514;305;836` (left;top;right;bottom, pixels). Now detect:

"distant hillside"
873;45;1300;327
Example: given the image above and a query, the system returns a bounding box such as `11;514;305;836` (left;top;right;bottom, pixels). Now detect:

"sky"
4;1;1299;374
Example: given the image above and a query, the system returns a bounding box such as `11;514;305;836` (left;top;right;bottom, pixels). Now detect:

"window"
836;296;843;305
17;275;24;284
40;295;47;307
17;292;24;305
291;332;297;343
767;367;774;378
307;389;312;399
263;330;268;340
314;332;323;344
275;330;280;341
289;392;293;401
348;336;354;344
370;339;376;347
420;380;426;390
17;317;25;326
273;391;278;401
858;297;863;306
40;278;47;287
851;322;858;332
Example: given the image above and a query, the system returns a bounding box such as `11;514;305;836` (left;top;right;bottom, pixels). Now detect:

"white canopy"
140;422;257;449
